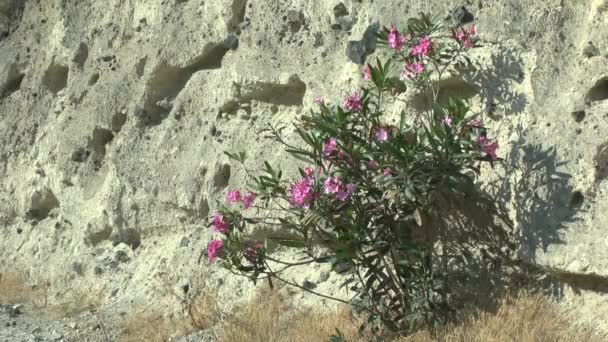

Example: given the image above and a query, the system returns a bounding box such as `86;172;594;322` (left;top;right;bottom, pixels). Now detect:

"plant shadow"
463;46;529;115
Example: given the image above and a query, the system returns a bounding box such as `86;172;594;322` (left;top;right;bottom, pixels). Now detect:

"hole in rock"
72;42;89;68
1;63;25;99
239;75;307;106
26;189;60;220
587;77;608;103
88;73;100;86
228;0;248;33
111;112;127;132
569;191;584;208
213;163;231;191
111;228;141;250
135;56;147;78
142;41;236;126
43;63;69;94
594;142;608;183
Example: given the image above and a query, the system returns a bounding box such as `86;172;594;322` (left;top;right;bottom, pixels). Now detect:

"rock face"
1;0;608;334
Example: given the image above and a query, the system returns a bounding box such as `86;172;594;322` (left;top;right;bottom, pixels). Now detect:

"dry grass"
117;282;219;342
219;287;604;342
0;272;49;307
403;294;603;342
0;272;31;303
219;286;369;342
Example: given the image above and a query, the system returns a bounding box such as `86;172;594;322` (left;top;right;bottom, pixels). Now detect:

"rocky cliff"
1;0;608;337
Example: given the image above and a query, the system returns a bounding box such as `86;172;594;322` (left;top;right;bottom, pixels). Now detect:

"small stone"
9;304;23;316
318;271;330;282
111;288;119;297
583;41;599;58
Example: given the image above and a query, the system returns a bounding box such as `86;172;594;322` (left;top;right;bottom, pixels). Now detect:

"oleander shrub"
207;13;522;335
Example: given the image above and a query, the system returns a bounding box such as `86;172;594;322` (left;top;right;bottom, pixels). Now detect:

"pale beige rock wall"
1;0;608;332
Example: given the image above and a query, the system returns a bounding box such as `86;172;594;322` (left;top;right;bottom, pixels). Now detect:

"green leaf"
328;328;345;342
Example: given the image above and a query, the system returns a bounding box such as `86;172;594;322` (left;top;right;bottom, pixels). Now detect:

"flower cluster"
211;214;230;233
477;135;499;161
401;62;425;79
207;240;223;263
388;24;408;51
342;92;362;112
243;241;265;265
322;138;338;157
362;65;372;81
226;189;256;210
374;126;391;142
411;37;432;57
323;176;356;201
454;25;477;49
289;173;317;208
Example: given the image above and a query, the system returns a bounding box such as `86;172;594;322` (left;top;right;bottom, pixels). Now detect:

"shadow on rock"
464;46;529;115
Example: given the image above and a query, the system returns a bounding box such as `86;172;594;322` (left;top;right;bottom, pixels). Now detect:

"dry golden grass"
0;272;50;308
219;286;370;342
116;285;219;342
402;294;603;342
219;287;604;342
0;272;31;303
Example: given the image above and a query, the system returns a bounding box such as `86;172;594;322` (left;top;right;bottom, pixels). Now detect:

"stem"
263;261;375;315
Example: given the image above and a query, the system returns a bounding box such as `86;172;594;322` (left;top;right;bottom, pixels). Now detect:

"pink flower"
336;183;357;201
226;190;242;204
467;118;482;127
211;214;230;234
468;25;477;36
323;138;338;157
374;127;391;142
401;62;425;79
243;193;256;210
342;92;362;112
324;176;342;194
455;25;476;49
362;65;371;81
289;177;316;208
243;241;264;265
477;135;499;161
388;25;407;51
368;160;379;170
314;95;325;105
207;240;224;263
411;37;432;57
441;116;453;126
382;167;393;176
304;167;314;177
